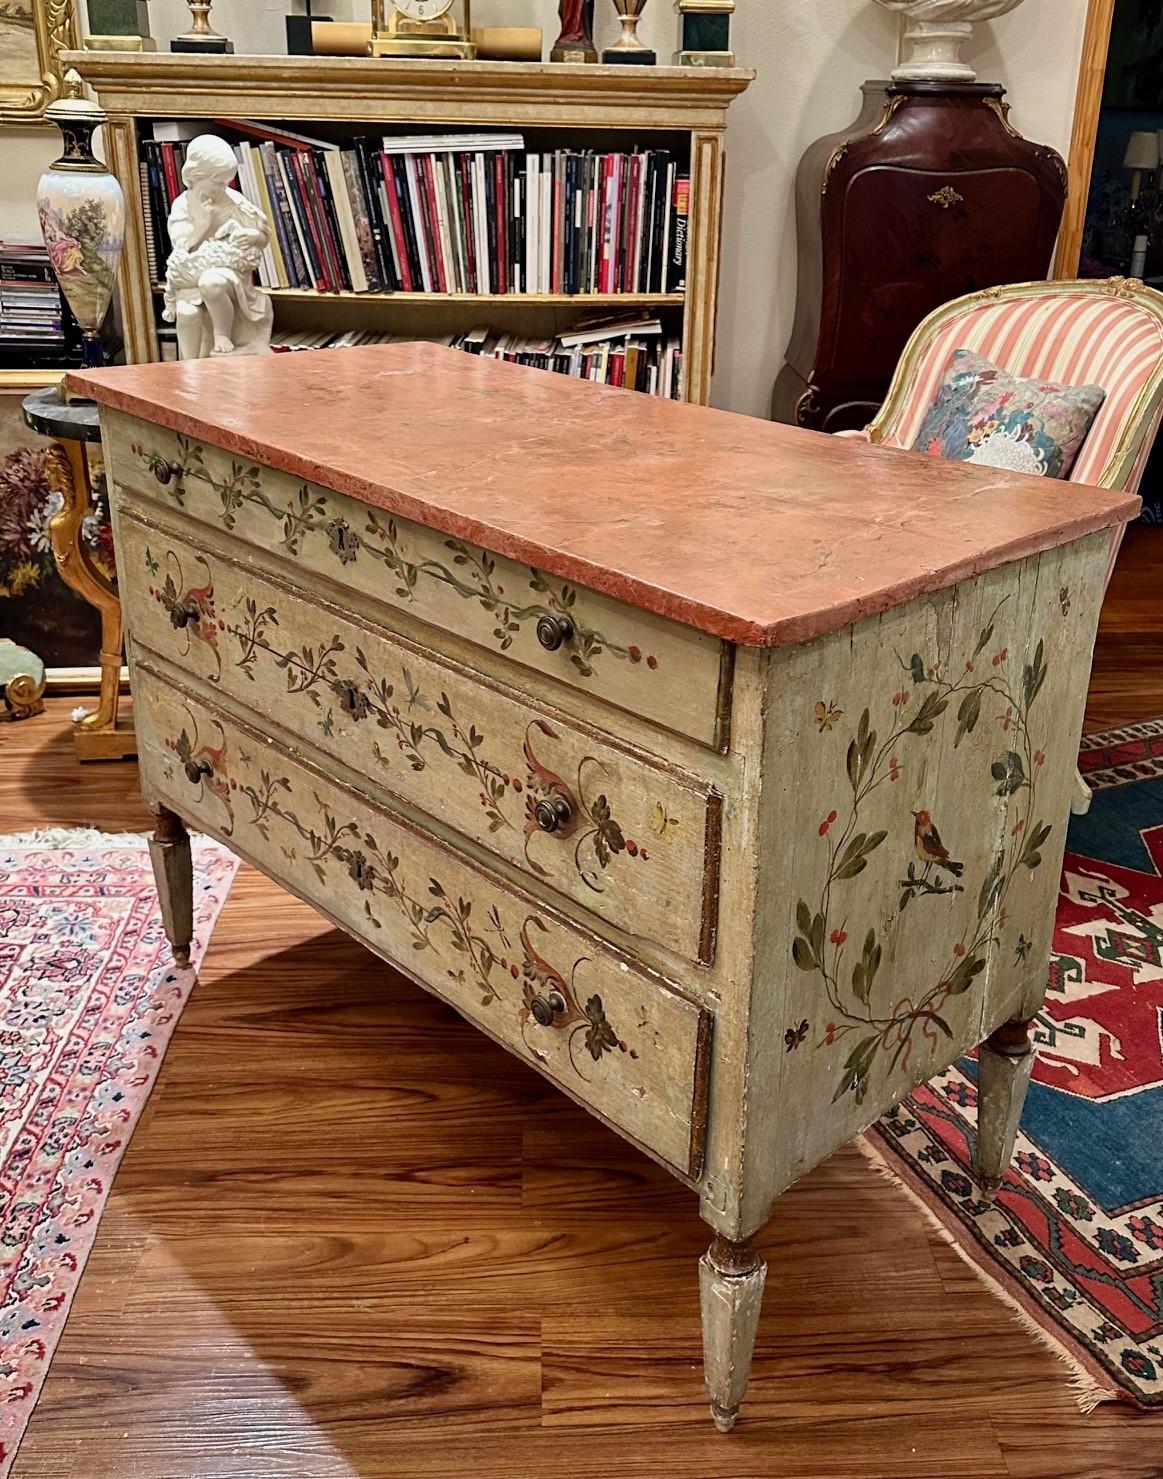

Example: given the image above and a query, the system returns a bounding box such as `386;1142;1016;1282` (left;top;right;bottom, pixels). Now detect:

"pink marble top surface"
69;343;1139;647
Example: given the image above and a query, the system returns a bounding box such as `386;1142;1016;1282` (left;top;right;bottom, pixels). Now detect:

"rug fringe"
854;1134;1118;1415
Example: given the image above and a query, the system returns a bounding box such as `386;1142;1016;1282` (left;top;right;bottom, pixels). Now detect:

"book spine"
263;144;309;289
660;159;676;296
552;152;564;296
354;139;393;291
452;156;470;294
394;155;424;291
326;150;367;294
311;149;350;291
247;144;286;288
526;154;539;295
472;153;490;295
378;151;412;292
493;152;507;296
160;141;180;205
668;173;691;294
404;155;434;292
339;150;379;293
284;151;327;290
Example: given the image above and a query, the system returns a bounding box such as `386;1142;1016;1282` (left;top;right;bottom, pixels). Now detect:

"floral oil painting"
0;382;112;668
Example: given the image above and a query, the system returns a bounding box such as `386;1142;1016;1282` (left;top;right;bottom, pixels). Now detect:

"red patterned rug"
864;719;1163;1411
0;830;237;1476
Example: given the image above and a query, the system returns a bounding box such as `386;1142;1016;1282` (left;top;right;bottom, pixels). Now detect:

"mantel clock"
370;0;475;58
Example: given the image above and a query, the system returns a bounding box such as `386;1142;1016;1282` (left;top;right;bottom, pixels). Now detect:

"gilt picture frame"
0;0;81;122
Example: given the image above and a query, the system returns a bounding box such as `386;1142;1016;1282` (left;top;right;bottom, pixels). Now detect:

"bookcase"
65;53;753;405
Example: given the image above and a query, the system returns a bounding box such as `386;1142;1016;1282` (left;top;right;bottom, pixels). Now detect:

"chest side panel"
746;532;1111;1209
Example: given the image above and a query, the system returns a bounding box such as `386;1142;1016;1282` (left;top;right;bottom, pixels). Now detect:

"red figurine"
552;0;597;61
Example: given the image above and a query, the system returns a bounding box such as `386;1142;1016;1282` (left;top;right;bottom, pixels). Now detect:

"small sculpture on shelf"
163;135;274;360
603;0;655;64
171;0;234;53
551;0;598;62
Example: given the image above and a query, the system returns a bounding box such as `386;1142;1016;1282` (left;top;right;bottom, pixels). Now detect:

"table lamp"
1124;131;1159;202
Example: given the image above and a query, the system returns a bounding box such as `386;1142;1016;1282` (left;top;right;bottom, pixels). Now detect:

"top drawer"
103;408;732;750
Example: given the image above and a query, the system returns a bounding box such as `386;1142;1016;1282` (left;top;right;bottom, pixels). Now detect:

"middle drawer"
117;505;721;964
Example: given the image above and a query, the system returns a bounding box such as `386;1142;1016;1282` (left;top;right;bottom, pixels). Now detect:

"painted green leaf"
955;687;982;747
796;898;812;936
909;653;926;684
792;936;817;971
991;750;1026;797
906;691;948;736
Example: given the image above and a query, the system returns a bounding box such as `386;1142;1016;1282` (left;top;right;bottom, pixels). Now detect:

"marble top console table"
69;344;1138;1430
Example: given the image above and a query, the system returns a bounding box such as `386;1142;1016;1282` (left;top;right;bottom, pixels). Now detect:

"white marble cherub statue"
163;133;274;359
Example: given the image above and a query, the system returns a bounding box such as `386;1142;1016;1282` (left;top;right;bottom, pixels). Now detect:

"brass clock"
370;0;476;59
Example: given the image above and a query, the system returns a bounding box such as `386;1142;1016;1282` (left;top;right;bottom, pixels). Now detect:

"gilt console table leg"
698;1233;767;1433
975;1017;1036;1199
148;804;194;968
46;439;134;761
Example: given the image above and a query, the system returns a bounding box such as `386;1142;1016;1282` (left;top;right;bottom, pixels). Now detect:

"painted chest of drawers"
71;344;1138;1430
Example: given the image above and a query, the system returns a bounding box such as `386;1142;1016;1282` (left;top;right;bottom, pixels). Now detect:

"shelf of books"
142;118;692;397
70;54;754;403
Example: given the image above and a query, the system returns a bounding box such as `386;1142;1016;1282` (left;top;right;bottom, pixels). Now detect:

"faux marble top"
69;343;1139;647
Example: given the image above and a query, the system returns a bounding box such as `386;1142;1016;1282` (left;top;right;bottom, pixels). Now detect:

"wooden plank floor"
3;525;1161;1478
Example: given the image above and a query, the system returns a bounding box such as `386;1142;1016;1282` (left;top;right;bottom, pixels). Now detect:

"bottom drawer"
134;662;711;1178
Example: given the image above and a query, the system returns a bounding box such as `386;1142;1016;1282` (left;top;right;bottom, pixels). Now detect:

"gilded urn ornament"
37;71;125;369
603;0;656;64
874;0;1028;81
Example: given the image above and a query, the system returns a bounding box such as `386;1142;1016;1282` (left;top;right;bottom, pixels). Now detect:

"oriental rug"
864;718;1163;1411
0;830;237;1477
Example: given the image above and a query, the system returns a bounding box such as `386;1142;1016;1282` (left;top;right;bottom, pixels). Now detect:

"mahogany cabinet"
772;81;1067;434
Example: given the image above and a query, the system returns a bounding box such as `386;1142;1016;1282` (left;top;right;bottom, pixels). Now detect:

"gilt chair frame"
866;276;1163;496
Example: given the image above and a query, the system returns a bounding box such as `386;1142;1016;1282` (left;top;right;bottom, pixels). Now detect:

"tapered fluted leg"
699;1234;767;1433
1071;767;1093;816
975;1018;1036;1200
148;803;194;968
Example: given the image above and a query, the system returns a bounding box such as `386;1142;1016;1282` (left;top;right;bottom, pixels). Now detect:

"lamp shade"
1124;130;1160;171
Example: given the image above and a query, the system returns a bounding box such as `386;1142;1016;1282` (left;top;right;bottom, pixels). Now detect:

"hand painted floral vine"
790;598;1055;1106
132;439;659;679
153;565;658;893
166;716;632;1081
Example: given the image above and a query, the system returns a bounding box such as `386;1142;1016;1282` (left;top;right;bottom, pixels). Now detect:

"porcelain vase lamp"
874;0;1028;81
37;71;125;370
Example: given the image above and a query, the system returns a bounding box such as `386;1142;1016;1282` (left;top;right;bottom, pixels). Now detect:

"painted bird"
912;810;965;877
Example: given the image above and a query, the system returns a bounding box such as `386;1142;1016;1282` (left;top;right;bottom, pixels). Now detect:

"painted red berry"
646;655;658;669
626;839;638;856
510;964;519;979
513;779;523;793
628;644;642;662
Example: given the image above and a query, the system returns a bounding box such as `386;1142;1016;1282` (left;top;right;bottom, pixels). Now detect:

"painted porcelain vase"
873;0;1028;81
37;71;124;369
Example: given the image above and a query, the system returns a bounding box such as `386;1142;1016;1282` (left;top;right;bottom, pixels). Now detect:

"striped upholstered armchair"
844;276;1163;810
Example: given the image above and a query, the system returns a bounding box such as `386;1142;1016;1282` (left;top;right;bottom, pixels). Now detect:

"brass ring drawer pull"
530;990;566;1027
183;758;212;784
150;457;183;486
535;613;574;651
534;796;573;833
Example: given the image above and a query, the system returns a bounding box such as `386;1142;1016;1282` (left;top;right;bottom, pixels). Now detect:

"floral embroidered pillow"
912;349;1106;479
